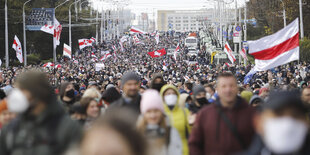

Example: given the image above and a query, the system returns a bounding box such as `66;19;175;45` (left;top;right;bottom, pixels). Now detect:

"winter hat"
193;85;206;97
241;91;253;103
121;71;140;86
249;95;264;105
140;89;164;114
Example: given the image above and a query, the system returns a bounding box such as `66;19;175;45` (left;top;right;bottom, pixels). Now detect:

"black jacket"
0;101;82;155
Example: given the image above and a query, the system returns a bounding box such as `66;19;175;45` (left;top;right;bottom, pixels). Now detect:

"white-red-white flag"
224;42;236;64
174;43;180;60
99;52;112;61
43;62;54;68
78;39;92;49
55;64;62;69
40;24;54;35
249;18;299;72
240;48;248;60
133;35;142;44
90;37;96;43
129;26;147;34
155;32;160;44
225;62;231;68
63;43;72;59
53;18;62;46
12;35;23;63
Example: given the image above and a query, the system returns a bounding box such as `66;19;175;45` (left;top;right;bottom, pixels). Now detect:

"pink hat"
141;89;165;114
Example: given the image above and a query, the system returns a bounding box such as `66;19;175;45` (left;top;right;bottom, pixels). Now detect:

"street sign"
26;8;55;31
235;26;241;31
243;41;249;50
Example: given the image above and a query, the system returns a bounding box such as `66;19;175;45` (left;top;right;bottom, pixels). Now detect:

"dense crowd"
0;32;309;155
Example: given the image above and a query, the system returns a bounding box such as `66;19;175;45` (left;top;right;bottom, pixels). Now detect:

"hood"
160;84;180;105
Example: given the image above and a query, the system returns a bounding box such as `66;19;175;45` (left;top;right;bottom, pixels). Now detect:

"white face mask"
263;117;308;154
7;88;30;113
206;93;211;99
164;94;178;106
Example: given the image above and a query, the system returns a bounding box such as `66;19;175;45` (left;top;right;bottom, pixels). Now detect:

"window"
183;16;188;19
183;20;188;23
168;17;173;19
191;24;196;26
184;24;188;27
175;20;181;23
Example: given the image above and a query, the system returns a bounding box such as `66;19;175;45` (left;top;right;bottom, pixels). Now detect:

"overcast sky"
91;0;248;20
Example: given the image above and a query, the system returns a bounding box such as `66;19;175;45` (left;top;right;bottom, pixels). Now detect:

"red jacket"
189;97;255;155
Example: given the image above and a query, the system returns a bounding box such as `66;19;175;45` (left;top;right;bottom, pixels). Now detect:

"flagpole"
299;0;304;40
23;0;32;67
5;0;9;68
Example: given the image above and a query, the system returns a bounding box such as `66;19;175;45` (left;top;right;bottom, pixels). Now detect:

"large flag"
63;43;72;59
224;42;236;64
155;32;160;44
129;26;147;34
12;35;23;63
90;37;96;43
53;18;62;46
174;43;180;60
248;18;299;72
40;24;54;35
240;48;248;60
148;48;166;58
78;39;92;49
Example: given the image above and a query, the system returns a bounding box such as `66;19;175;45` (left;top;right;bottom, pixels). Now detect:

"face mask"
263;117;308;154
206;93;212;99
7;89;30;113
65;89;75;98
196;97;208;105
164;94;177;106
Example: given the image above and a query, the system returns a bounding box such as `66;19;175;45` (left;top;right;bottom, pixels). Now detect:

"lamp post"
299;0;304;39
279;0;286;27
5;0;9;68
23;0;32;67
69;0;81;49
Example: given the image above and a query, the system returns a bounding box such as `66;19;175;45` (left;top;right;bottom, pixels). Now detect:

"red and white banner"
43;62;54;68
99;52;112;61
78;39;92;49
224;42;236;64
55;64;62;69
53;18;62;46
155;32;160;44
90;37;96;43
225;62;231;68
150;31;156;36
148;48;166;58
249;18;299;71
133;35;142;44
40;24;54;35
63;43;72;59
129;26;147;34
12;35;23;63
174;43;180;60
240;48;248;60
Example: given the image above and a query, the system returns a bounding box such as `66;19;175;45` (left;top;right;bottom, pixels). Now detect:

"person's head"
59;82;75;101
80;97;100;119
160;85;180;107
140;89;165;125
82;88;102;103
249;95;264;108
240;90;253;103
301;86;310;105
80;109;147;155
150;73;166;92
255;91;309;154
184;82;193;92
7;70;56;114
193;85;209;106
102;87;121;106
204;84;215;98
259;87;269;99
216;72;238;108
121;71;140;98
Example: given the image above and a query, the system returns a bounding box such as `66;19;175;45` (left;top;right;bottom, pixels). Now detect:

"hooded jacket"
160;84;191;155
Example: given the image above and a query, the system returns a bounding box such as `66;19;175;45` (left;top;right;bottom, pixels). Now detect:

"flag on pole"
78;39;92;49
12;35;23;63
174;43;180;60
155;32;160;44
63;43;72;59
224;62;231;68
43;62;54;68
129;26;147;34
240;48;248;60
148;48;166;58
224;42;236;64
40;24;54;35
99;52;112;61
53;18;62;46
248;18;299;72
90;37;96;43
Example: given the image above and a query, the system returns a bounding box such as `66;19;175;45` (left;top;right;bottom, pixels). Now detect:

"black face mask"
196;97;209;106
152;83;164;92
65;89;75;99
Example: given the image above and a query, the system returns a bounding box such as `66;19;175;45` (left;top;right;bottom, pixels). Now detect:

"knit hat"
140;89;164;114
241;91;253;103
121;71;140;86
193;85;206;97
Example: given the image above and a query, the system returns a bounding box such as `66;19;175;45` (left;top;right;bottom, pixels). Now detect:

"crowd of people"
0;31;309;155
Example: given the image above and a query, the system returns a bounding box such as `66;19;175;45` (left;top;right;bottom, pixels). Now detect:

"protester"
204;84;217;103
150;73;166;92
245;91;310;154
0;70;81;155
59;82;76;113
160;84;191;155
189;72;255;154
137;89;182;155
80;97;101;128
101;86;121;106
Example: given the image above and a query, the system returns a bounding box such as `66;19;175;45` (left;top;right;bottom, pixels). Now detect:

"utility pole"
244;0;247;66
101;8;104;43
299;0;304;40
238;8;242;66
23;0;32;67
5;0;9;68
96;7;99;45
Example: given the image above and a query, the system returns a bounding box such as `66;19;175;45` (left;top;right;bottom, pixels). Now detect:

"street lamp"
23;0;32;67
5;0;9;67
69;0;81;49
